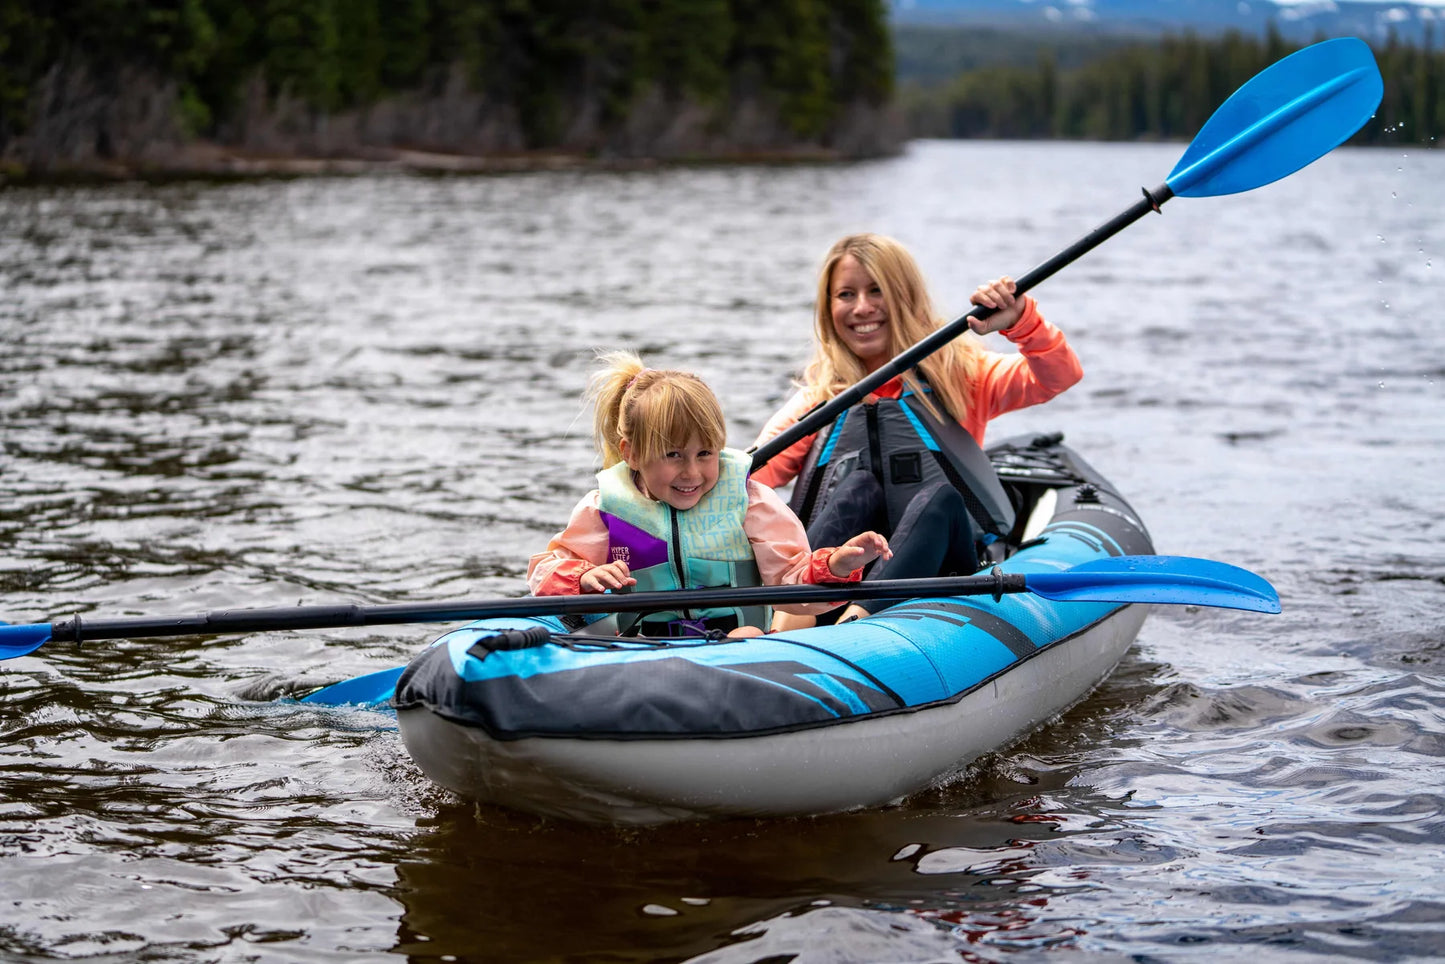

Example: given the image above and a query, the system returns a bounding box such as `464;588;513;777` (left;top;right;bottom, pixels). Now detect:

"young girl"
754;233;1083;627
528;351;891;638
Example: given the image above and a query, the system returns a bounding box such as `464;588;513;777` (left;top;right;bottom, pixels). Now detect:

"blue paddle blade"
298;666;404;708
0;622;53;660
1024;555;1282;613
1167;37;1383;198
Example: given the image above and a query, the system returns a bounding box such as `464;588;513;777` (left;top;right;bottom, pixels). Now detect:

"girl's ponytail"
588;350;648;467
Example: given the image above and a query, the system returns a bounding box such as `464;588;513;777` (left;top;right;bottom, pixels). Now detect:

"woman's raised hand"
580;559;636;593
828;531;893;578
968;276;1025;335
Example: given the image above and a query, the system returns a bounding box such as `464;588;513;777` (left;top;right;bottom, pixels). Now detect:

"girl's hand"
580;560;636;593
828;531;892;578
968;276;1025;334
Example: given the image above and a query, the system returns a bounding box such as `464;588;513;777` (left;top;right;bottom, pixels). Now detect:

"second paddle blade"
1024;555;1282;613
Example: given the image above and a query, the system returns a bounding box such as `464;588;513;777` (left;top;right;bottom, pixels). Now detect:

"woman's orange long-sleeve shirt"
751;296;1082;489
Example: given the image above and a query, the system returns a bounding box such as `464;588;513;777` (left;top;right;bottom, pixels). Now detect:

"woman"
752;233;1082;626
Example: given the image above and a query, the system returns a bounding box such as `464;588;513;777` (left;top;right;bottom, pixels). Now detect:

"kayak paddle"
293;554;1280;707
0;554;1280;665
750;36;1383;472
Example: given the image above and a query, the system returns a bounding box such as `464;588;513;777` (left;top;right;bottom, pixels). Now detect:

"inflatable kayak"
391;432;1158;825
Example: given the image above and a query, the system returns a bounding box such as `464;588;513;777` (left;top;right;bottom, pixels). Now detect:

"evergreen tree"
0;0;54;140
334;0;384;106
5;3;1435;164
378;0;430;91
827;0;892;105
903;30;1424;146
643;0;731;103
262;0;341;109
728;0;833;136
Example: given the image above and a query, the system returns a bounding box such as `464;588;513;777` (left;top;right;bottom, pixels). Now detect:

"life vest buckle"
890;452;924;484
635;614;741;638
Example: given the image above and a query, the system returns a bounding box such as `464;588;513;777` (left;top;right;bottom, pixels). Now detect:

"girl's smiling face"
829;254;891;372
622;435;720;511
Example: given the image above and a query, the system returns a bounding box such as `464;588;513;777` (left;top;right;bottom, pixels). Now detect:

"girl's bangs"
630;383;725;463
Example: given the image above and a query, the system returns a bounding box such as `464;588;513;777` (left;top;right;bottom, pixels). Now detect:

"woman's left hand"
968;276;1025;334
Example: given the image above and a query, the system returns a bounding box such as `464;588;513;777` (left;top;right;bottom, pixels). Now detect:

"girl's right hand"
828;531;892;577
580;560;636;594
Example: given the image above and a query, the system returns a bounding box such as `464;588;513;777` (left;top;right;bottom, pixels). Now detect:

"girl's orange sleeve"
527;490;610;596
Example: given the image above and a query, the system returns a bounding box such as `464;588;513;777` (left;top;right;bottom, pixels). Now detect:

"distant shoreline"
0;141;878;186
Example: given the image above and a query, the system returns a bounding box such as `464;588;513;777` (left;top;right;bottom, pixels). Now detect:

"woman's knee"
894;482;979;574
900;481;968;532
808;471;885;545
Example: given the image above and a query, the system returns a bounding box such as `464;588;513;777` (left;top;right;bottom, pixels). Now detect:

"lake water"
2;138;1442;962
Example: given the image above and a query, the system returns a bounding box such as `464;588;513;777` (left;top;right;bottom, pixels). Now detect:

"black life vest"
787;384;1017;540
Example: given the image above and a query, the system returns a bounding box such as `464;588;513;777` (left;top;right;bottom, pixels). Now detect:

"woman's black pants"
804;473;979;617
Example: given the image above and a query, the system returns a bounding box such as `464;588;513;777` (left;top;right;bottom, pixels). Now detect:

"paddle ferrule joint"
1142;183;1172;213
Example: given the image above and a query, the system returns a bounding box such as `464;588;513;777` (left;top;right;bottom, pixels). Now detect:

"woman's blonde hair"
802;233;981;422
588;350;727;468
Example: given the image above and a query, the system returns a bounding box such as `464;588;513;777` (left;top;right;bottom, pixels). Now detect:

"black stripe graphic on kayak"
1043;523;1108;554
876;601;1036;659
1043;519;1146;557
404;651;900;737
722;660;900;716
877;612;971;628
774;639;907;708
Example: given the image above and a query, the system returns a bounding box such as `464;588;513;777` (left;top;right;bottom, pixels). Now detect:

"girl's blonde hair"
588;350;727;468
802;233;982;423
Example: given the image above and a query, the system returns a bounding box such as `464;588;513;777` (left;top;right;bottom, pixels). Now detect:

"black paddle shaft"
40;571;1034;643
749;182;1174;473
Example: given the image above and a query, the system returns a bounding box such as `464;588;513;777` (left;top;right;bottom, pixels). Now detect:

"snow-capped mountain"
891;0;1445;43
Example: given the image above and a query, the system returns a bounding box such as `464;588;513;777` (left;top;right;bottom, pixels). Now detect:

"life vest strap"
628;613;741;638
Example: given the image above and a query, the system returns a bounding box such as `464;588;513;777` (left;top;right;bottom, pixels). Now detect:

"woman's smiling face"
829;254;891;372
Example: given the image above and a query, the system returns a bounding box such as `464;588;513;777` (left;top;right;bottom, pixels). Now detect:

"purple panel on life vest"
599;511;670;571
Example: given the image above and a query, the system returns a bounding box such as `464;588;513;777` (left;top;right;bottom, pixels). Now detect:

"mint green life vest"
595;448;769;636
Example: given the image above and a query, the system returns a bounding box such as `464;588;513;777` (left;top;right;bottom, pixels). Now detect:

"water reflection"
391;792;1110;964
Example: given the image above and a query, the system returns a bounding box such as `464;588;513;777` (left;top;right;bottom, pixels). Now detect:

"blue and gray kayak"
391;434;1163;825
